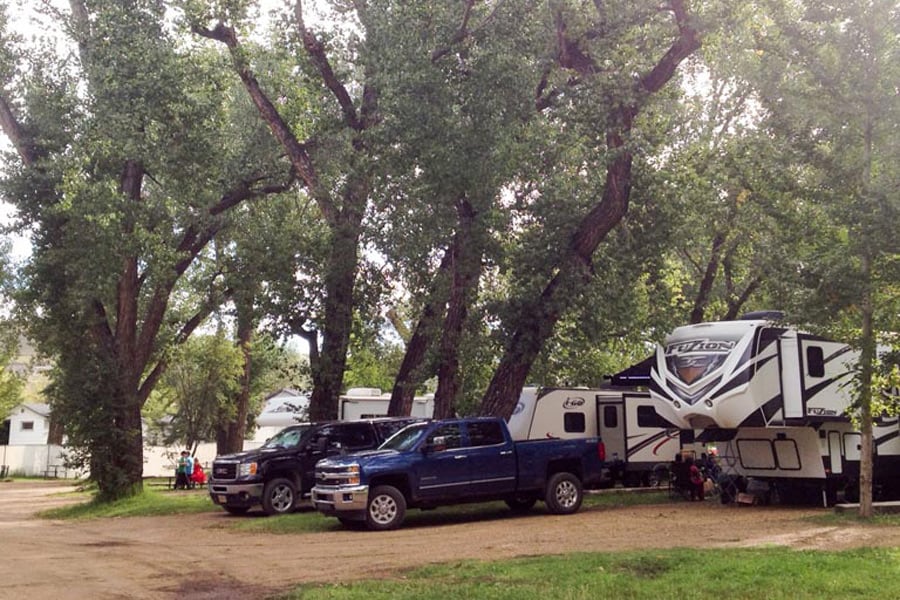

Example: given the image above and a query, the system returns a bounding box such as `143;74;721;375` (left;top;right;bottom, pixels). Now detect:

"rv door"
596;397;626;463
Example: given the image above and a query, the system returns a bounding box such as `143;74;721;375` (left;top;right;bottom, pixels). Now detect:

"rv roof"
666;320;764;344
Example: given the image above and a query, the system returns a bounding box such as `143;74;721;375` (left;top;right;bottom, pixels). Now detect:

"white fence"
0;444;77;478
1;441;265;479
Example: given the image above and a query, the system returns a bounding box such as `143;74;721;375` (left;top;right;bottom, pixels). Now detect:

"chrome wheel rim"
555;480;578;508
271;485;294;512
369;494;398;525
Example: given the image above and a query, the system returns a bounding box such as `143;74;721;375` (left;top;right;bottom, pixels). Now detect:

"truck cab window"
466;421;505;446
339;424;376;450
427;424;462;450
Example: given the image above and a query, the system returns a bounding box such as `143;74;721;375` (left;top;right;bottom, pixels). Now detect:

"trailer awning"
607;356;654;387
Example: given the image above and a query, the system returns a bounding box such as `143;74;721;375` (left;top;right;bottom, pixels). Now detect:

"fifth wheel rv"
642;316;900;503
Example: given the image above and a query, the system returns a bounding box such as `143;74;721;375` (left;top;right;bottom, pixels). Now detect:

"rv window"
807;346;825;377
736;439;777;470
773;439;801;470
466;421;505;446
636;405;674;428
603;405;618;428
563;412;586;433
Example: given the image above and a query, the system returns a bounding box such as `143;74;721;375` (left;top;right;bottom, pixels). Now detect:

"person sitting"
687;456;705;501
670;453;693;498
698;452;720;480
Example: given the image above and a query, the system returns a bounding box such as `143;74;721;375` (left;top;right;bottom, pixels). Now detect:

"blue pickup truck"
311;417;606;530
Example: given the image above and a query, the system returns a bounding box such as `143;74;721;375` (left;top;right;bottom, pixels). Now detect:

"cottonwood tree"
753;0;900;517
479;0;703;417
362;1;543;418
0;1;290;499
188;0;379;421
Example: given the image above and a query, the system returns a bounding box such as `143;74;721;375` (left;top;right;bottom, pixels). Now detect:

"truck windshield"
262;425;313;449
379;423;429;451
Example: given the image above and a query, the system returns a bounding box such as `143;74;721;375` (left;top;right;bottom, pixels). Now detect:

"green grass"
806;511;900;527
230;489;671;535
40;486;218;519
277;546;900;599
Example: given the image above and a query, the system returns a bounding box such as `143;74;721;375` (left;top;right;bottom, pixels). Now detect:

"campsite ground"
1;480;898;600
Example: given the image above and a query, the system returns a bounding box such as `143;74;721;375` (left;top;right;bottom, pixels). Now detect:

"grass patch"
806;511;900;527
229;490;671;535
40;486;218;520
277;546;900;599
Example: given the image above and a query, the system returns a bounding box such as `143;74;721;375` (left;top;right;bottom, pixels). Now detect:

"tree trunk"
689;231;726;324
221;312;254;455
480;145;633;419
858;254;875;519
433;198;479;419
387;247;453;416
308;202;365;421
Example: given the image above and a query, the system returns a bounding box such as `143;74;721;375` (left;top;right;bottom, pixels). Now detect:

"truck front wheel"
545;472;583;514
365;485;407;531
262;478;297;515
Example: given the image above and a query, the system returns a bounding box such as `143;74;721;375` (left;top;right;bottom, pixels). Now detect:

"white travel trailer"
640;315;900;503
251;388;434;445
506;386;699;486
338;388;435;421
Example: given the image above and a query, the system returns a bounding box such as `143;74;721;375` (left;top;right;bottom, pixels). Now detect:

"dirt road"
1;480;898;600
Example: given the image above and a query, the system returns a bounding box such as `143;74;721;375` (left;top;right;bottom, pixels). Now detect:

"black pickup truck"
207;417;423;515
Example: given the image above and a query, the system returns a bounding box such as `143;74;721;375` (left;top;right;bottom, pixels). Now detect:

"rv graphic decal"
563;396;586;409
665;339;736;385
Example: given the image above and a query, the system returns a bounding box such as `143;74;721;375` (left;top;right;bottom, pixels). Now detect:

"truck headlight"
346;464;360;485
239;462;258;477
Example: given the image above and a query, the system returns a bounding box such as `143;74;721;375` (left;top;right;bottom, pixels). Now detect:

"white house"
5;403;51;445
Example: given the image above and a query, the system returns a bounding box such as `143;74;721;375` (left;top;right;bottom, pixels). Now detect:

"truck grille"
316;466;354;487
212;461;238;480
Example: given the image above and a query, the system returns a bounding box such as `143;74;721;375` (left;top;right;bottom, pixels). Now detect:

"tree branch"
193;22;332;222
0;92;37;166
295;1;363;131
134;174;293;373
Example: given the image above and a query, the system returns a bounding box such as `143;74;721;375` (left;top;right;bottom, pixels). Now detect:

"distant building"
3;403;51;445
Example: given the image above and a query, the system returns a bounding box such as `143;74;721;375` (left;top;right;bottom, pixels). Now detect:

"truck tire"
505;495;538;512
365;485;407;531
544;472;583;515
262;477;297;515
224;506;250;516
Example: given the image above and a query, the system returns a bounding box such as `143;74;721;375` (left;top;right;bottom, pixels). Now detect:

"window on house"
21;421;34;431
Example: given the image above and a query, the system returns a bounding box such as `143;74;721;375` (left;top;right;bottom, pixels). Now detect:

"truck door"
414;423;469;501
464;421;517;497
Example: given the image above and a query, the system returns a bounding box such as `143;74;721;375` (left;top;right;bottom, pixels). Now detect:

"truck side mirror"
424;435;446;454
